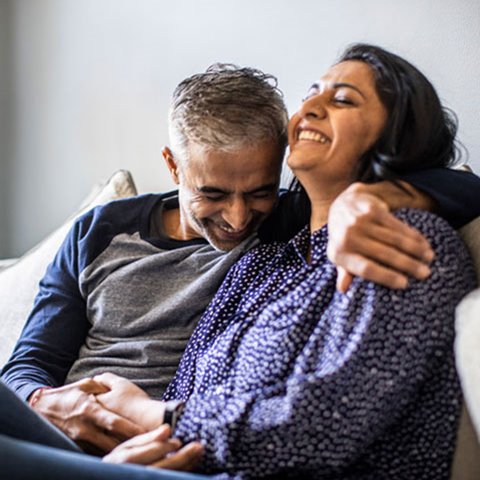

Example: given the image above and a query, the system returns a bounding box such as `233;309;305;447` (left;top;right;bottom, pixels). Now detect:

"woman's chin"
287;157;325;179
287;152;319;173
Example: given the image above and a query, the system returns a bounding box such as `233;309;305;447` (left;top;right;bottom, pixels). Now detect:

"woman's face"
287;60;388;187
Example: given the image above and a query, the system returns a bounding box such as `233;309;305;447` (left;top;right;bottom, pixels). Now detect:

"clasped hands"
30;373;202;471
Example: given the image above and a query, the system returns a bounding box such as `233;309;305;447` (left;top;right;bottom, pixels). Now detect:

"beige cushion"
451;216;480;479
460;217;480;282
457;216;480;433
456;288;480;435
0;170;137;366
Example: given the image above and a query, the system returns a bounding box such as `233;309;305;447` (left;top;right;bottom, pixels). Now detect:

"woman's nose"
299;94;327;119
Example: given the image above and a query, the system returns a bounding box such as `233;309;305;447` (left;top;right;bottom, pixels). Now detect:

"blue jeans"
0;381;212;480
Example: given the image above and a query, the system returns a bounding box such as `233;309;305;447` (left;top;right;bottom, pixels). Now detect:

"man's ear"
162;147;180;184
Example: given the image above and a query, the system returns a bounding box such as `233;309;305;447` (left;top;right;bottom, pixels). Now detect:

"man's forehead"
182;142;282;175
190;166;279;191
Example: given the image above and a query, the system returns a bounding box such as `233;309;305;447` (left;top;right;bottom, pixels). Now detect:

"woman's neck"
299;176;352;233
309;199;332;232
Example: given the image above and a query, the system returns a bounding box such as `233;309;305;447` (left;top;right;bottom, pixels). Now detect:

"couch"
0;169;479;478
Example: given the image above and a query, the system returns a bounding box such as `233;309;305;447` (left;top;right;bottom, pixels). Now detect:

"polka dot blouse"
163;209;476;479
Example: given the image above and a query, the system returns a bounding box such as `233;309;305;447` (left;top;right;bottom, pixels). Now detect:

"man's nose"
223;198;252;231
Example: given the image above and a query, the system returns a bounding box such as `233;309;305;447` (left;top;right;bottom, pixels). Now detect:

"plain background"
0;0;479;257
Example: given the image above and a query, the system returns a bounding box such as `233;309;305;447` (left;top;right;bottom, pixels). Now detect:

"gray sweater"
2;192;258;400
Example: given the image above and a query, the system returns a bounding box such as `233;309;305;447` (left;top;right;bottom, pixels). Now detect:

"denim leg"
0;434;214;480
0;380;81;452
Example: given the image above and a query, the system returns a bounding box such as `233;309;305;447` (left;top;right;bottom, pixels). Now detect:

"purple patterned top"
164;209;476;479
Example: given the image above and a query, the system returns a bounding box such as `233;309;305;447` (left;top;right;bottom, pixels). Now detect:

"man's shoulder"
75;191;176;232
89;190;177;217
60;191;178;271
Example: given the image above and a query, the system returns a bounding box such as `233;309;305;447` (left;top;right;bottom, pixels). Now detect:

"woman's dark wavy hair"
340;43;460;182
277;43;460;240
284;43;461;233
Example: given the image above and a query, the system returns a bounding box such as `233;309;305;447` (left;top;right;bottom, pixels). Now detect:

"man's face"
166;141;283;251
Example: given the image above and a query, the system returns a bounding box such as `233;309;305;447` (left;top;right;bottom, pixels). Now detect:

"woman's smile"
297;128;330;144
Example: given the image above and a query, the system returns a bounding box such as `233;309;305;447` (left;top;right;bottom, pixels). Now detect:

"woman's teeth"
298;130;328;144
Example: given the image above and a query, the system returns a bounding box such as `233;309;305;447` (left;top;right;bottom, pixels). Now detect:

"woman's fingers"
103;426;182;465
152;442;204;471
104;439;181;465
117;425;172;448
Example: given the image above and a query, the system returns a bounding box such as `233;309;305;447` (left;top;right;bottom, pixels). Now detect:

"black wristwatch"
163;400;185;431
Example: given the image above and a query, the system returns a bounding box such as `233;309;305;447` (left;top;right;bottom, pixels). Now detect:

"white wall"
3;0;480;256
0;2;12;257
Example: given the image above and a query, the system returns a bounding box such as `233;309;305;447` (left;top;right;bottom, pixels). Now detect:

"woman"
100;44;475;478
0;44;476;479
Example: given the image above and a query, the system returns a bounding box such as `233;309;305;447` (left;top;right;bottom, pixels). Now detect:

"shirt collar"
288;224;329;265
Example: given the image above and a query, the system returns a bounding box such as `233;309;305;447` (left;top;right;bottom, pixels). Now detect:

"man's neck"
161;208;184;240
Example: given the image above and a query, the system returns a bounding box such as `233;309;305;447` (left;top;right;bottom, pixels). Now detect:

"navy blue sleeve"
397;168;480;229
0;215;95;401
0;195;155;402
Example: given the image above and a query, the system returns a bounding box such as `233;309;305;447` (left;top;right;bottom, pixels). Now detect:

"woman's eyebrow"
308;81;366;99
333;82;366;99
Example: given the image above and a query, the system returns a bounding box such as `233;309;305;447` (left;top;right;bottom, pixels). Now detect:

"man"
2;64;480;458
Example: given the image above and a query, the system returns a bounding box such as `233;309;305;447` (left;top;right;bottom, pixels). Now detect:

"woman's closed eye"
333;95;355;106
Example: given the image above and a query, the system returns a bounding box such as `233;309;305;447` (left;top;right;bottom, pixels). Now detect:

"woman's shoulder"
391;208;475;295
394;208;466;252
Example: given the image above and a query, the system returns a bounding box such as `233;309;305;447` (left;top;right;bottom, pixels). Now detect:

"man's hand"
328;182;435;292
30;378;145;454
103;425;203;472
95;372;166;431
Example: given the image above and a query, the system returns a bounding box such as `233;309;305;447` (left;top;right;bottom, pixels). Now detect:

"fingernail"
417;265;431;278
157;424;170;435
191;443;204;454
171;438;182;448
397;278;408;289
424;250;434;262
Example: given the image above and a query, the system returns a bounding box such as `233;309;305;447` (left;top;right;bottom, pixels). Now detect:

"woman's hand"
103;425;204;471
94;372;166;431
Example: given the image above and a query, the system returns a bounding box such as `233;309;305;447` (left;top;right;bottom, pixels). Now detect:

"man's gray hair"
168;63;288;162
